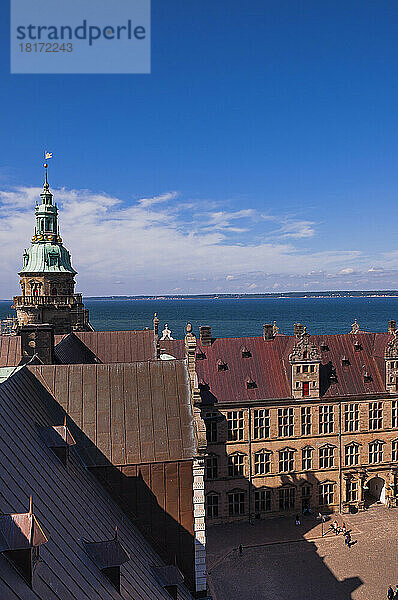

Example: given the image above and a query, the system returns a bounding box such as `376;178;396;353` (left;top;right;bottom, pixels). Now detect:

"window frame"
227;410;245;441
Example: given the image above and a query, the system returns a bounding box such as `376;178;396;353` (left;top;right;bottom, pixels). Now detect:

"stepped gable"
29;360;195;466
0;366;194;599
194;332;391;403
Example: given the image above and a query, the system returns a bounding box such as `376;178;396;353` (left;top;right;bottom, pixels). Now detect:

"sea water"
2;296;398;339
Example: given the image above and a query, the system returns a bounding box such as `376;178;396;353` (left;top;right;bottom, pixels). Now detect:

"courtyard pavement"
207;504;398;600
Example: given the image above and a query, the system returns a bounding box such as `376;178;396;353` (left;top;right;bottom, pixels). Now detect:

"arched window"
319;444;335;469
369;440;384;464
254;450;271;475
278;448;295;472
301;446;314;470
345;443;360;466
228;453;245;477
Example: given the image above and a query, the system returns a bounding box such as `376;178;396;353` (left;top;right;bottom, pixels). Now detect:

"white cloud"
339;268;355;275
1;184;397;297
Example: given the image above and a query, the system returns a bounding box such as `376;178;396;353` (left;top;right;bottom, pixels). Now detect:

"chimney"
388;320;396;334
294;323;304;337
199;325;212;346
19;324;55;364
263;324;274;340
153;313;160;337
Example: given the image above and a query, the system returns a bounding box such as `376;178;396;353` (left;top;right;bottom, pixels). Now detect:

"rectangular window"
301;406;312;435
369;402;383;430
206;494;219;518
254;489;271;513
319;483;334;505
205;412;218;443
279;449;294;472
392;401;398;429
310;365;315;373
319;405;334;434
278;488;295;511
346;480;358;502
319;446;335;469
228;492;245;516
253;409;270;439
228;454;244;477
369;442;383;464
303;365;309;373
227;410;244;441
302;381;310;397
345;444;360;466
392;440;398;462
344;403;359;432
278;407;294;437
206;455;218;479
301;485;311;498
254;452;271;475
302;447;313;470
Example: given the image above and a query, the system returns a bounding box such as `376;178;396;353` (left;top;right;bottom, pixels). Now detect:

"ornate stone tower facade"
289;327;321;399
12;167;91;334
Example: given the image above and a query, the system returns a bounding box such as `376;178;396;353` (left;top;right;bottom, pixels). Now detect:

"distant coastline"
85;290;398;301
1;290;398;303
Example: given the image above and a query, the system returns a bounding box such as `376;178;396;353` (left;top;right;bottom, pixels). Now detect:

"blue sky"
1;0;398;296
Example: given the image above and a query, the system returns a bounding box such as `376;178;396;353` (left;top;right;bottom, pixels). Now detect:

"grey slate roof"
0;367;193;599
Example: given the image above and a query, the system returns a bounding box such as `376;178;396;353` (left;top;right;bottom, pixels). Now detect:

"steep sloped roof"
0;367;193;599
193;332;394;404
29;360;195;466
0;336;21;367
55;330;156;364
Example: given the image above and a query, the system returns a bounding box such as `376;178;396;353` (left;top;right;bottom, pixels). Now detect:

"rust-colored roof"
29;360;195;466
70;330;156;363
0;336;21;366
193;332;394;404
0;366;194;599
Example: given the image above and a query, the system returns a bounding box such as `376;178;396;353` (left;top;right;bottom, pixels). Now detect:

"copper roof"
0;366;193;599
29;360;195;466
0;336;21;367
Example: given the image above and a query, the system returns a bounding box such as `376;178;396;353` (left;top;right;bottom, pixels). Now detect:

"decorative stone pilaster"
193;456;207;594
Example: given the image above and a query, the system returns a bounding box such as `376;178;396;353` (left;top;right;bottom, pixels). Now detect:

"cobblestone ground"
207;504;398;600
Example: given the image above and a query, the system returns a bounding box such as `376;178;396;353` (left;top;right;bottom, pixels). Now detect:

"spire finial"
43;150;53;191
29;495;33;515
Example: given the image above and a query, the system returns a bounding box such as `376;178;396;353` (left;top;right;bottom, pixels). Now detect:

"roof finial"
43;150;53;190
29;495;33;515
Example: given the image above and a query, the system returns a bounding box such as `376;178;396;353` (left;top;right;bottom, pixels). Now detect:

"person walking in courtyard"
341;522;346;535
238;544;243;555
345;532;351;548
387;585;394;599
295;514;301;525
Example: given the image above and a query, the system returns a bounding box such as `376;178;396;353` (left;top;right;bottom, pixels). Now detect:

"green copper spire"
19;164;77;275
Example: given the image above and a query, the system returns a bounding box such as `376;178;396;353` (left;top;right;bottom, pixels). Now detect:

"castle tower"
12;164;91;334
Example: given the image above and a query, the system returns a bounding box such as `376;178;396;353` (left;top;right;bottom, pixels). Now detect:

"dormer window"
341;356;350;366
246;378;257;389
363;371;372;382
82;528;129;593
241;346;251;358
38;419;76;467
196;349;206;360
353;341;362;351
48;252;58;267
0;498;47;587
320;341;329;351
217;359;228;372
